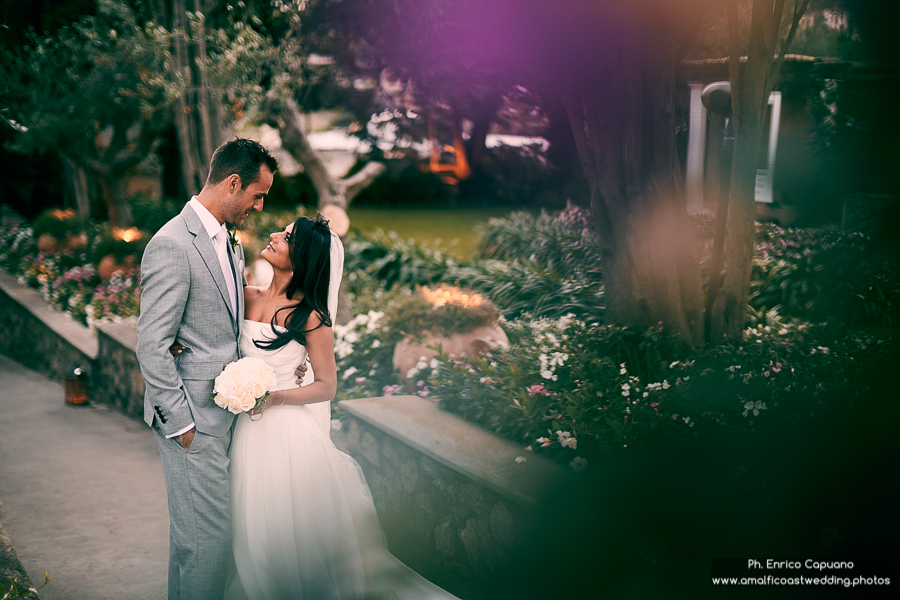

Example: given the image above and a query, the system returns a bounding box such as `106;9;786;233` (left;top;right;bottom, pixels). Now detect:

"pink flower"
417;380;425;388
672;414;679;420
528;384;547;396
355;377;367;384
650;402;659;407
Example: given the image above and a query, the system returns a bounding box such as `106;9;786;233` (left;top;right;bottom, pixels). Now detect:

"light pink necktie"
214;229;237;316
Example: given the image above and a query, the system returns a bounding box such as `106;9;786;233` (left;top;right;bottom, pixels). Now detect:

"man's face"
222;165;274;227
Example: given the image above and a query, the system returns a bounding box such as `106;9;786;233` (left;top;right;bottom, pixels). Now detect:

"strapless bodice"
239;320;308;391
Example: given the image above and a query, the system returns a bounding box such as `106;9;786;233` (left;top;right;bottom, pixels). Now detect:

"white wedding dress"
225;319;457;600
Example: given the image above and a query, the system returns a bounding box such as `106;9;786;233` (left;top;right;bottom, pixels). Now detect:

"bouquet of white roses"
213;357;279;414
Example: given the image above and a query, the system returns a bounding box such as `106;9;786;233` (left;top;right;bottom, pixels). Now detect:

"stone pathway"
0;353;168;600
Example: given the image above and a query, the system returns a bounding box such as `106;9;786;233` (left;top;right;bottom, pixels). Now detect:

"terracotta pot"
36;233;59;253
393;324;509;380
98;254;136;281
66;232;88;251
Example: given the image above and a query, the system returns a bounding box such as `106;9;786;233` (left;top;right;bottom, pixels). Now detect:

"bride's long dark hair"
254;214;333;350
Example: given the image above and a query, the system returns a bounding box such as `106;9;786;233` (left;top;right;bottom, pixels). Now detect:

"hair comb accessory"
314;212;332;229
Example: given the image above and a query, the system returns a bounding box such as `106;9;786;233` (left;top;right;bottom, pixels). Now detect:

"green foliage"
751;223;900;325
443;258;606;323
31;208;83;242
0;226;35;274
128;195;182;237
384;286;500;338
462;143;557;204
88;269;142;325
49;264;100;325
87;226;146;264
1;0;176;157
343;212;606;323
1;571;50;599
352;164;449;208
429;311;891;468
344;230;457;290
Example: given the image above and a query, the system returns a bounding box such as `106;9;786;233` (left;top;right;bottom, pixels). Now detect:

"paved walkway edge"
0;519;40;600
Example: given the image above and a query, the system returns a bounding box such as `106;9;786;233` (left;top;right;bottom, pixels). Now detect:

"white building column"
685;82;707;214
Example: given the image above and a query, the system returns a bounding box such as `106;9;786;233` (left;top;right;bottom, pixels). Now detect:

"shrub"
128;195;182;236
344;230;457;290
475;208;601;282
49;264;100;325
750;223;900;325
0;225;36;275
87;223;148;264
384;285;500;338
87;268;141;326
428;311;891;469
31;208;83;242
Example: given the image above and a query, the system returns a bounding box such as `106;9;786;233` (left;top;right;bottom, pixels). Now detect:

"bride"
223;214;456;600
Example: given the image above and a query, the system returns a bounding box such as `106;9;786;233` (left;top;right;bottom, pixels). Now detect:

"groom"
137;138;278;600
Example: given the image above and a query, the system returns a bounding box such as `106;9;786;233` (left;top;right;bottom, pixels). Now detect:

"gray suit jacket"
136;203;246;438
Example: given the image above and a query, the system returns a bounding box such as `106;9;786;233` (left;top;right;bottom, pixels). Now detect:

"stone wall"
0;269;97;384
338;396;562;590
94;321;145;419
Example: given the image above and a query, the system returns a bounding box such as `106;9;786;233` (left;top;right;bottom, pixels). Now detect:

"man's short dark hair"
207;138;279;189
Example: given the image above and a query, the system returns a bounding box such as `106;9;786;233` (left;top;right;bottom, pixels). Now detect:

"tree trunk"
59;151;92;222
557;26;703;344
172;0;204;196
170;0;231;197
711;0;809;340
466;94;501;167
262;92;386;210
99;177;133;229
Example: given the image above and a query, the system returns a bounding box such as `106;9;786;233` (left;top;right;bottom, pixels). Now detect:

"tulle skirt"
225;401;456;600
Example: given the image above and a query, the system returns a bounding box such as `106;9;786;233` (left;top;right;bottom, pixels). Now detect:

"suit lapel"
181;204;238;325
230;241;245;326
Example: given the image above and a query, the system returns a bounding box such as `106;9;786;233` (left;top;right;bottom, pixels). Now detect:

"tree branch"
769;0;810;89
262;91;343;207
340;162;386;202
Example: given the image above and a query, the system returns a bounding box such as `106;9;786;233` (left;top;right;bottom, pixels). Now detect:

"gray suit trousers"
154;425;232;600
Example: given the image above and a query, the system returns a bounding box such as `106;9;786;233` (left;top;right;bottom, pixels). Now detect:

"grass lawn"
347;207;522;258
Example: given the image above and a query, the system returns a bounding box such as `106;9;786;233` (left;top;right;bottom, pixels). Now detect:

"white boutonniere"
227;227;240;251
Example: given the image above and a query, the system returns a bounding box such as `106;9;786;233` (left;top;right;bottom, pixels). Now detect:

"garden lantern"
64;366;89;405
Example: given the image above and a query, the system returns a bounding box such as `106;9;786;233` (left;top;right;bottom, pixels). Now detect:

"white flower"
556;431;578;448
540;369;554;380
515;456;527;464
371;339;381;348
662;380;670;389
570;457;588;472
213;357;278;415
330;419;343;431
537;436;552;447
